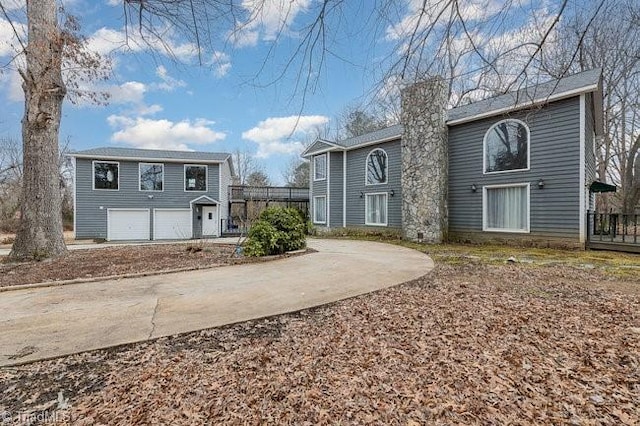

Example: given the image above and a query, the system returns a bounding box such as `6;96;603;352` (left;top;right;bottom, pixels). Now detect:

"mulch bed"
0;244;300;288
1;262;638;424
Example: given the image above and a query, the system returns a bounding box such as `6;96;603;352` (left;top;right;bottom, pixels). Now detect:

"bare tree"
282;159;309;188
538;0;640;213
232;149;259;185
246;170;271;187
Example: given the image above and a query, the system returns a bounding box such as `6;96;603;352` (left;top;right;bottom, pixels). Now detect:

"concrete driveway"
0;239;433;367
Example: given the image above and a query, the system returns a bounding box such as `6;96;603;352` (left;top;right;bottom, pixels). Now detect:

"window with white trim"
483;184;529;232
366;149;387;185
484;119;529;173
313;196;326;224
139;163;164;191
185;165;207;191
93;161;119;190
365;193;388;226
314;154;327;181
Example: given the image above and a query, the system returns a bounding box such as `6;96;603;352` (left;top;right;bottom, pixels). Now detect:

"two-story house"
71;147;234;241
302;69;604;248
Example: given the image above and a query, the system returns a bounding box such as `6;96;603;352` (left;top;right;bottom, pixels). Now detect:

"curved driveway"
0;239;433;366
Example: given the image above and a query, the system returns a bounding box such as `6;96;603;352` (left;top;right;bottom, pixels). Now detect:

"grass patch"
314;233;640;279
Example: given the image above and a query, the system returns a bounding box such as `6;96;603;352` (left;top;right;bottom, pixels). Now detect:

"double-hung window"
93;161;119;190
365;193;388;226
483;184;530;232
139;163;164;191
313;196;327;224
185;165;207;191
314;154;327;181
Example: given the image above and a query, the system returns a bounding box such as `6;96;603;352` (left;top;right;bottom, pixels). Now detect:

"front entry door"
202;205;218;236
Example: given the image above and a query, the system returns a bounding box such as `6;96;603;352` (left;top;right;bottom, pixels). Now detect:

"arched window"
366;149;388;185
484;119;530;173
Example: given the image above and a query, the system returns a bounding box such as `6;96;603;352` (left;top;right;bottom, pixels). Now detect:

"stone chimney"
401;77;448;243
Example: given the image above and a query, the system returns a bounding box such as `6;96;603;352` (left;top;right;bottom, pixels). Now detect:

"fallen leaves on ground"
1;262;639;425
0;244;298;288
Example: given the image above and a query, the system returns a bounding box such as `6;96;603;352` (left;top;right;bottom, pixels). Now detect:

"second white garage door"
154;209;192;240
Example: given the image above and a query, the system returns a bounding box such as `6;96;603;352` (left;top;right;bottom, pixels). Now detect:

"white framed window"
366;148;388;185
184;164;207;191
484;119;530;174
93;161;119;190
314;154;327;181
365;192;388;226
483;183;530;233
139;163;164;191
313;196;327;224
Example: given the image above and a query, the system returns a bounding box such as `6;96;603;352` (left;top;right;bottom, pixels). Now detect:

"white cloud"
0;19;26;57
229;0;311;47
211;51;231;78
242;115;329;157
106;0;120;6
86;26;197;61
153;65;187;91
1;0;24;11
107;115;226;150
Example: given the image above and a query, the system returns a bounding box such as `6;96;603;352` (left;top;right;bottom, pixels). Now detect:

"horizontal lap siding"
330;152;344;227
75;159;220;239
345;140;402;228
448;97;581;239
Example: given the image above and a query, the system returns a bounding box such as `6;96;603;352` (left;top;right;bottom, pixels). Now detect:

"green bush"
244;207;307;257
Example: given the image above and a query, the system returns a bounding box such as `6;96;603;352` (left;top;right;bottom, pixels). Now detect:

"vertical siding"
329;151;344;227
345;140;402;228
311;153;328;226
584;93;597;188
448;96;582;239
219;158;232;227
75;159;220;239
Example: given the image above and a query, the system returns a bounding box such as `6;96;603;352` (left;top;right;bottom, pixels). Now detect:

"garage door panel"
108;209;150;241
154;209;192;240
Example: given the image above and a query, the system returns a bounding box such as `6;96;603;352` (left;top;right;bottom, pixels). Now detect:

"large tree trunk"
9;0;67;260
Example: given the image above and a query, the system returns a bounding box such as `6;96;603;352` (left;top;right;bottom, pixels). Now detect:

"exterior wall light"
471;184;477;192
389;190;395;197
359;191;364;198
538;179;545;189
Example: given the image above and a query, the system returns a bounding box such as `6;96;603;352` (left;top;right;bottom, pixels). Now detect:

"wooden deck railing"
229;185;309;201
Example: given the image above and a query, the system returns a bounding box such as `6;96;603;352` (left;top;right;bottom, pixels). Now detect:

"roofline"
446;83;599;126
70;153;230;164
301;146;340;158
342;134;401;151
300;138;343;157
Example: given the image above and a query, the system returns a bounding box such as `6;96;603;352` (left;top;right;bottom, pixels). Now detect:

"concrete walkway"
0;239;433;366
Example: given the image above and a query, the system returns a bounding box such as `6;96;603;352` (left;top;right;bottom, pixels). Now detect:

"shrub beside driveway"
1;251;638;424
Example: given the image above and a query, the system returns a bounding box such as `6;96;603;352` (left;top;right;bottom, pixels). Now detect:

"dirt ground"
1;259;638;425
0;243;296;288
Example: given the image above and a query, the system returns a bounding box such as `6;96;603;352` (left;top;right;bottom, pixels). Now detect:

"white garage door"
107;209;150;241
154;209;192;240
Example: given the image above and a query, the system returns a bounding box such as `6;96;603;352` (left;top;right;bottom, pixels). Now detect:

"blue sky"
0;0;561;184
0;0;402;184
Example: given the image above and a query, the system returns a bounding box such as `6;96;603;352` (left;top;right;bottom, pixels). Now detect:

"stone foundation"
401;78;448;243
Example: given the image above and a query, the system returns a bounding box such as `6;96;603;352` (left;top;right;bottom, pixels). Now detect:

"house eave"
446;83;600;126
70;153;227;164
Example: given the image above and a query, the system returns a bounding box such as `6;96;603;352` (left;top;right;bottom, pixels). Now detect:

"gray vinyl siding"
329;151;344;227
311;153;328;226
345;140;402;228
448;96;582;239
75;159;220;239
